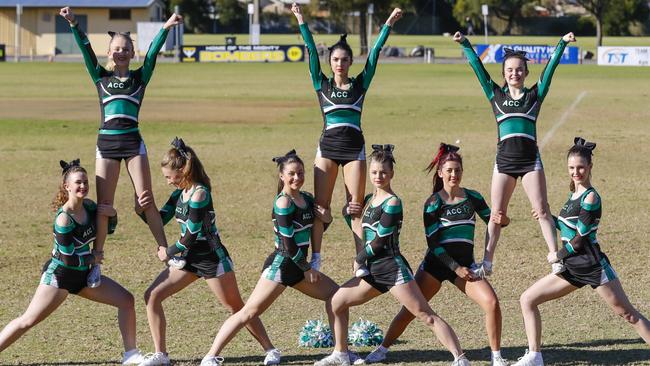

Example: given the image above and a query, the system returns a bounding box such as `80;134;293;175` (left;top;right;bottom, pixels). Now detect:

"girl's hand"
305;268;320;283
491;210;510;227
314;204;332;224
163;13;183;30
291;3;304;24
157;246;169;262
97;204;116;218
562;32;576;43
531;208;540;221
344;201;363;216
547;251;559;264
455;266;478;282
452;31;466;43
59;7;76;24
136;190;154;213
386;8;403;27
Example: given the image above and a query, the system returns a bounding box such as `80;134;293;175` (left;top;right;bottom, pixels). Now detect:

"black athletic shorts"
317;126;365;164
181;244;234;279
494;151;543;179
40;259;89;295
558;255;617;289
262;251;305;287
362;255;413;293
96;132;146;161
419;245;475;283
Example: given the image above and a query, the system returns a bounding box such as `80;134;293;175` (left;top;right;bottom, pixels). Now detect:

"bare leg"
79;276;137;351
143;268;197;353
293;273;340;331
455;278;502;351
0;285;68;352
519;274;577;352
521;170;558;254
484;171;517;262
381;269;442;348
206;277;285;357
342;160;367;255
330;278;382;353
390;281;463;358
205;272;274;351
313;157;339;256
595;278;650;344
126;154;167;247
95;158;121;253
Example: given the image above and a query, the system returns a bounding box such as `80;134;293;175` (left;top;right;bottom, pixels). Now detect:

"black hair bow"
503;47;530;61
439;143;460;153
171;137;190;159
272;149;297;163
108;31;131;38
573;137;596;151
59;158;80;175
371;144;395;153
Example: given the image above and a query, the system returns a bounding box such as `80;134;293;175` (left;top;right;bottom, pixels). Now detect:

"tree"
169;0;214;33
602;0;649;36
214;0;246;28
485;0;531;35
575;0;607;46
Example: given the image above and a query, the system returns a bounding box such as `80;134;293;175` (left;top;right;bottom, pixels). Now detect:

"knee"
223;301;244;315
483;296;501;315
16;314;40;330
143;286;160;306
120;292;135;310
519;291;537;310
239;306;261;322
330;297;348;315
416;312;438;328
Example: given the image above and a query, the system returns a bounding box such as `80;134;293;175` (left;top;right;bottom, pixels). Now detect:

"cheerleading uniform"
262;191;315;286
554;187;616;288
460;38;568;177
299;23;391;164
419;189;491;283
41;199;117;294
70;24;169;160
354;194;413;293
143;186;233;278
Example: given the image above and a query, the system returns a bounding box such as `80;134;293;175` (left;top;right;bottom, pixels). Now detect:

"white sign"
248;3;255;15
482;4;488;16
598;47;650;66
137;22;177;54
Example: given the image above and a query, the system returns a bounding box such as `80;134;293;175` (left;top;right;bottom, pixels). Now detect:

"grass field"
1;59;650;366
184;33;650;58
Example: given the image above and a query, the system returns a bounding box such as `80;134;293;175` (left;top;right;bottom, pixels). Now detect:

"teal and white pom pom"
348;318;384;346
299;319;333;348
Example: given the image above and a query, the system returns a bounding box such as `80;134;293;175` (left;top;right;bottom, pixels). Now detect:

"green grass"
1;61;650;365
184;33;650;58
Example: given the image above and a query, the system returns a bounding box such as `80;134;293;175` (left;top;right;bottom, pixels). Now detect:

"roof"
0;0;159;8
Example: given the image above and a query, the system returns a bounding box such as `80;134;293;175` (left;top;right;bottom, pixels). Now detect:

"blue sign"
473;44;579;64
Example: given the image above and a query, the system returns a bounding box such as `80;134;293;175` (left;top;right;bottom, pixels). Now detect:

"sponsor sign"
0;44;5;61
473;44;579;64
598;47;650;66
181;45;304;63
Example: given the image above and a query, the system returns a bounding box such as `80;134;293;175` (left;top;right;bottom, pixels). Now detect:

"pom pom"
299;319;334;348
347;318;384;347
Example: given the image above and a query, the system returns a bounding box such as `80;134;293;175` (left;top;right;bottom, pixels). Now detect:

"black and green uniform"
70;24;169;160
555;187;616;288
299;23;391;164
41;199;117;294
263;191;314;287
460;38;568;177
144;186;233;278
419;189;490;283
354;194;413;293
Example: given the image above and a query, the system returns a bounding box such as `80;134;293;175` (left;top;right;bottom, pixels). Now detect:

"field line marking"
539;90;587;150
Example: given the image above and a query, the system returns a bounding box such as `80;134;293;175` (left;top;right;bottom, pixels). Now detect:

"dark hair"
567;137;596;192
273;149;304;194
369;144;396;170
501;48;529;84
425;143;462;193
328;34;353;63
161;137;212;191
52;159;87;210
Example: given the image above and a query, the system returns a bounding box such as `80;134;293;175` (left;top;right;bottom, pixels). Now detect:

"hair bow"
272;149;297;163
573;137;596;151
503;47;530;61
171;137;190;159
59;158;81;175
108;31;131;38
439;143;460;154
371;144;395;153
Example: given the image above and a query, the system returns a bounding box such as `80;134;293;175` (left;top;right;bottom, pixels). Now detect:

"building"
0;0;165;57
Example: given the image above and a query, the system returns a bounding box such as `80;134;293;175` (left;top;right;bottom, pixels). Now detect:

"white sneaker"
361;346;388;364
492;355;510;366
201;356;224;366
264;348;281;365
513;350;543;366
138;352;170;366
122;349;144;365
168;256;187;269
451;354;470;366
314;352;351;366
87;264;101;288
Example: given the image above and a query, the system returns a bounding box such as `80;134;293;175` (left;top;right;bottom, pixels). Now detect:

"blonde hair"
51;166;87;211
106;33;134;72
161;144;212;192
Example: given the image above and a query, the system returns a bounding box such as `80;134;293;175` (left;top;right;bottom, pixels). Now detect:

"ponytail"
162;137;212;191
425;143;462;193
52;159;87;211
272;149;303;194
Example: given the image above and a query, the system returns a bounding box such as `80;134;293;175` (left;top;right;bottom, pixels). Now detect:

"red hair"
425;143;462;193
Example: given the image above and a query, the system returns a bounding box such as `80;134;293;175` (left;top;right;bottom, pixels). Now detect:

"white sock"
529;351;543;361
377;345;388;353
491;350;502;359
332;350;347;357
123;348;139;357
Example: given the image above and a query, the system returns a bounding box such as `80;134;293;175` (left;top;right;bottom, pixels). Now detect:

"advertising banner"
473;44;579;64
0;44;5;62
181;45;304;63
598;47;650;66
